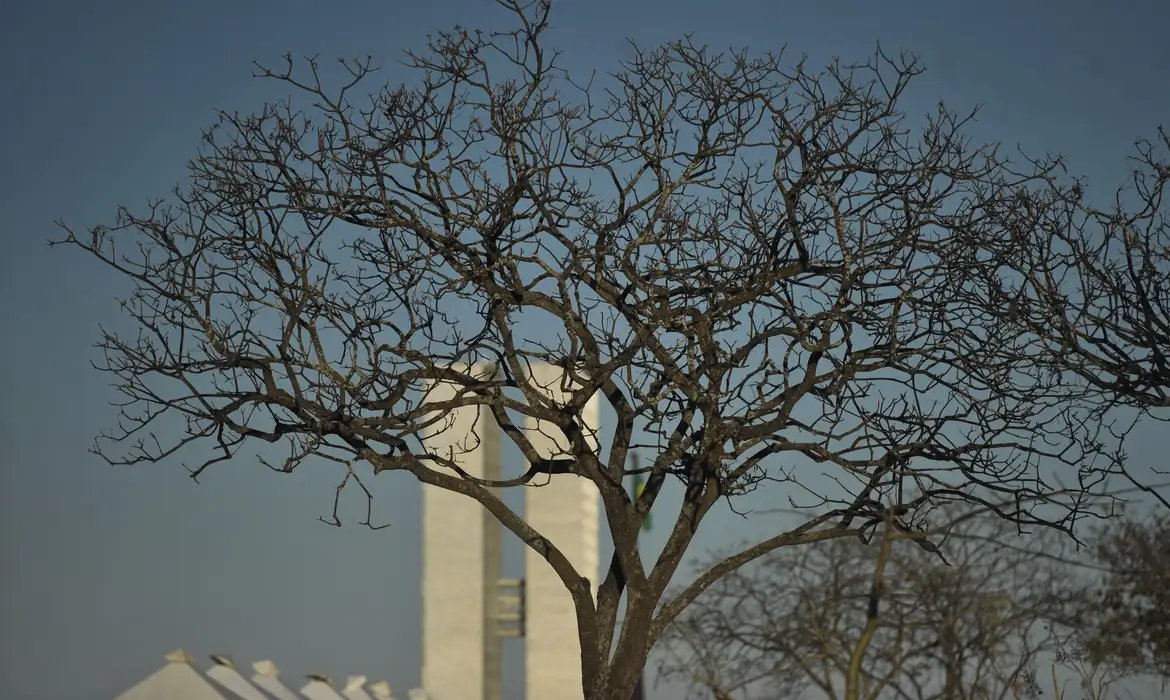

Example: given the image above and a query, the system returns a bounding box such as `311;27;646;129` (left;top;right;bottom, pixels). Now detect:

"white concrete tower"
522;362;601;700
420;362;503;700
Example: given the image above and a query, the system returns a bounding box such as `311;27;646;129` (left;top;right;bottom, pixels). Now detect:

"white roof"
205;656;272;700
250;660;301;700
342;676;375;700
115;649;227;700
301;676;348;700
367;681;393;700
116;650;399;700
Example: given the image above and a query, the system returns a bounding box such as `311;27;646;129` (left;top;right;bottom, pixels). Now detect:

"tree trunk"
583;655;649;700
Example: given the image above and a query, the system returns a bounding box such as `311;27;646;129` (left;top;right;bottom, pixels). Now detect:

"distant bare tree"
52;1;1135;698
1070;513;1170;680
661;513;1079;700
1025;630;1134;700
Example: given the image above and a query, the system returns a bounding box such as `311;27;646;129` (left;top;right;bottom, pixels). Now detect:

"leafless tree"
51;1;1134;698
979;130;1170;504
1070;513;1170;680
1027;630;1134;700
660;513;1081;700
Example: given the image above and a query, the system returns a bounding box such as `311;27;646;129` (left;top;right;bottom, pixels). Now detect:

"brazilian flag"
631;473;651;532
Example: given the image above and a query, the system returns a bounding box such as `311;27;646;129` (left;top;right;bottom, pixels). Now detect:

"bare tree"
661;513;1080;700
51;1;1131;698
1069;513;1170;680
1026;630;1134;700
980;130;1170;504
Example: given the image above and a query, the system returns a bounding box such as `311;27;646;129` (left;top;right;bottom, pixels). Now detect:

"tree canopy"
52;2;1166;698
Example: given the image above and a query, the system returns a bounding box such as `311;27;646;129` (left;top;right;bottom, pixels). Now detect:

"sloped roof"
301;675;348;700
249;660;301;700
342;675;375;700
117;650;411;700
367;681;393;700
115;649;227;700
204;655;272;700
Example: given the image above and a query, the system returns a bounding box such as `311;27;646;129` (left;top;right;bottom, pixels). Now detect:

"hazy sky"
1;1;1168;699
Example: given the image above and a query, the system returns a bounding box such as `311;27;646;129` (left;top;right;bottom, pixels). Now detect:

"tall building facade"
522;362;601;700
420;362;600;700
421;363;504;700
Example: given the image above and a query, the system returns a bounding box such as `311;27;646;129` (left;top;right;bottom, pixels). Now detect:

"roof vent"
163;649;194;665
252;659;280;677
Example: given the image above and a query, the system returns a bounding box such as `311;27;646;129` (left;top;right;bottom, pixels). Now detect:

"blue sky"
1;1;1168;699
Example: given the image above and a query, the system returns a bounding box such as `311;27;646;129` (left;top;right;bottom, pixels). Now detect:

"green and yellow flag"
631;472;651;532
